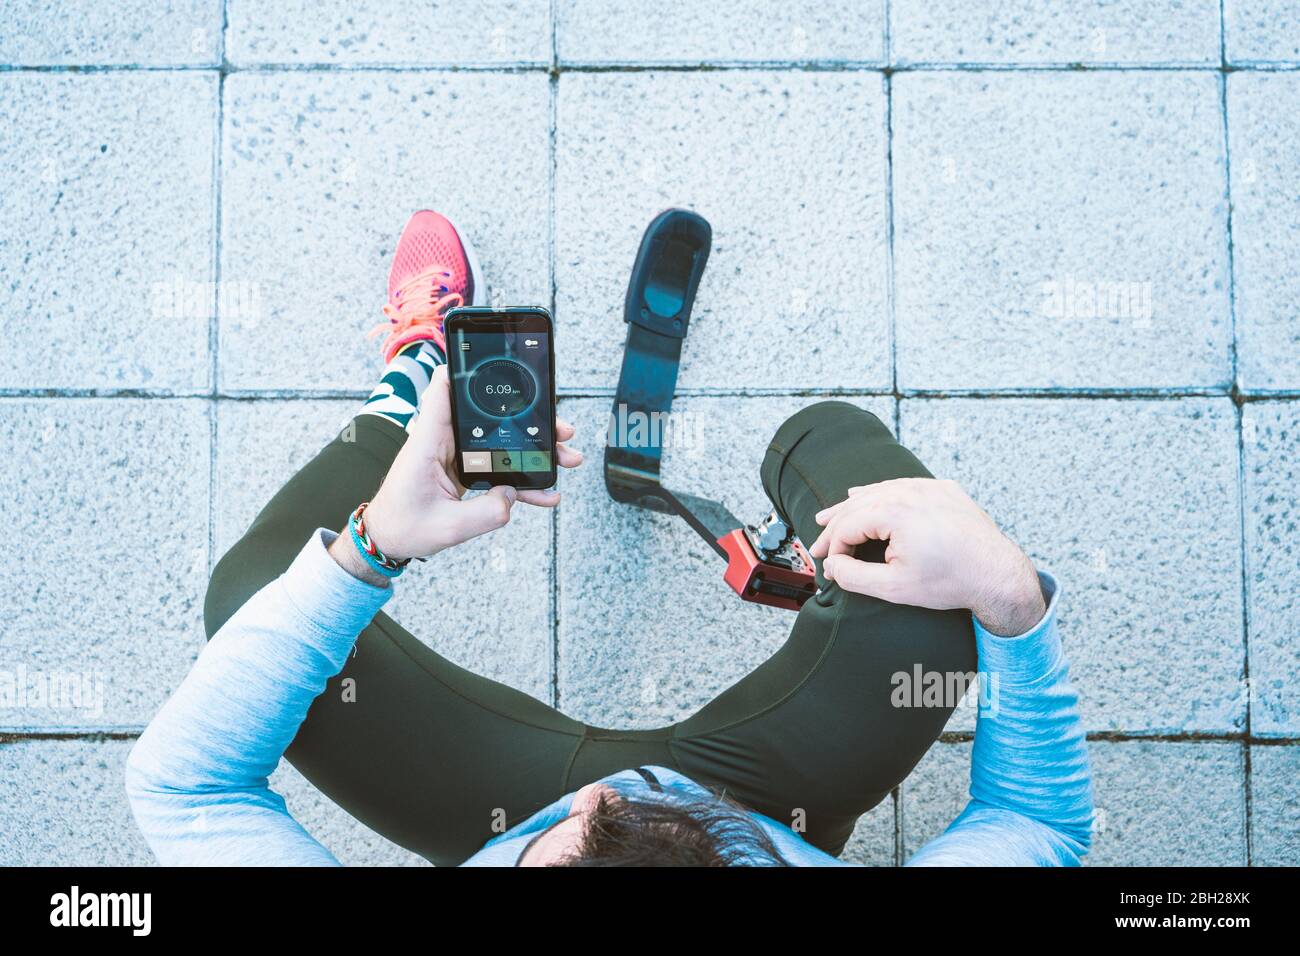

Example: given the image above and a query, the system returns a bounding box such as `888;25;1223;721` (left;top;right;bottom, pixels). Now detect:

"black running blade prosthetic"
604;207;712;508
603;209;817;610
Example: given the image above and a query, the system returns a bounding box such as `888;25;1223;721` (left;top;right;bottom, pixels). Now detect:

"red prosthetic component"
718;528;818;611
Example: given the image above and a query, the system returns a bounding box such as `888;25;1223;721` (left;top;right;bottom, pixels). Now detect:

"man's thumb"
452;485;517;542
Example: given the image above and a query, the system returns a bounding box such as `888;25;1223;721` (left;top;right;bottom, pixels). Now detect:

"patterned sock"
360;340;445;430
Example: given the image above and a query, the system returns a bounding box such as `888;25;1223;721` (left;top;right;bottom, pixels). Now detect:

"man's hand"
329;365;583;580
809;478;1045;636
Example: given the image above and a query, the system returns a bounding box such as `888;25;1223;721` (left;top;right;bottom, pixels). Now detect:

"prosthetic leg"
604;209;817;611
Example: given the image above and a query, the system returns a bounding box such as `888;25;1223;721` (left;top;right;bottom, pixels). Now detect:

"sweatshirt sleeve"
125;530;392;866
907;572;1094;867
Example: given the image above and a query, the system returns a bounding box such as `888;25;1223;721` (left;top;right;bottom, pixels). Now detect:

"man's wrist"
971;550;1046;637
361;497;413;562
327;531;392;589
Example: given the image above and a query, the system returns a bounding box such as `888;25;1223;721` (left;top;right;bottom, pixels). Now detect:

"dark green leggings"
204;401;974;865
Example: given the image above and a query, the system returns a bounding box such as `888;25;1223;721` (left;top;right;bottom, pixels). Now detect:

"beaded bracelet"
348;502;410;579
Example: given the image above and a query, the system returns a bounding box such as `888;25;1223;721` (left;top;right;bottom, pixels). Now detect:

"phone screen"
448;313;555;488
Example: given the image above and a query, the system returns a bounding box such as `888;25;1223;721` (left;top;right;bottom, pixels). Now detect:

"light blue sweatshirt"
126;530;1093;866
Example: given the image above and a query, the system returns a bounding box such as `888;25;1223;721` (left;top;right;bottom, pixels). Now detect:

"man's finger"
517;488;560;508
426;365;453;426
809;498;880;555
809;524;832;557
556;442;583;469
814;483;887;525
817;504;892;560
814;498;850;527
809;511;855;556
410;365;453;453
556;418;576;442
821;554;896;600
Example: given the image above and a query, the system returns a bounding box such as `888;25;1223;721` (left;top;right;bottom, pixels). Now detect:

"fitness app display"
446;308;556;489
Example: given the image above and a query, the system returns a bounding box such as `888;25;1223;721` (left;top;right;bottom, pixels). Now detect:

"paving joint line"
548;0;562;711
6;729;1297;744
1217;0;1254;865
4;61;1300;75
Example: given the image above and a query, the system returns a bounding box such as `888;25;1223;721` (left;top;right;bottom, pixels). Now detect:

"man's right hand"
808;478;1045;636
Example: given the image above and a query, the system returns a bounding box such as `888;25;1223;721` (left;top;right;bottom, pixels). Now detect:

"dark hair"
553;789;791;867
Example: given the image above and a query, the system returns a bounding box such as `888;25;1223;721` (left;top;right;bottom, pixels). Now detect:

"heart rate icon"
526;426;540;436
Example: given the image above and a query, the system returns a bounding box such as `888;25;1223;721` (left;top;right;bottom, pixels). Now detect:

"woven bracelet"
348;502;410;579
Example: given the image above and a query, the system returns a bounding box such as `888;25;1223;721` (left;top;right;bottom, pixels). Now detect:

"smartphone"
445;306;557;491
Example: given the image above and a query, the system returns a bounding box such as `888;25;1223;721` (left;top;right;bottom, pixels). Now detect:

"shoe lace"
368;266;464;343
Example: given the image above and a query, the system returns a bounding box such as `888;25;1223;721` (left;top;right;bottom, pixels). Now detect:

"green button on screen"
491;450;522;472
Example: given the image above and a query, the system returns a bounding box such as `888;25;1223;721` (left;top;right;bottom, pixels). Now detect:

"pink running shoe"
369;210;484;363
